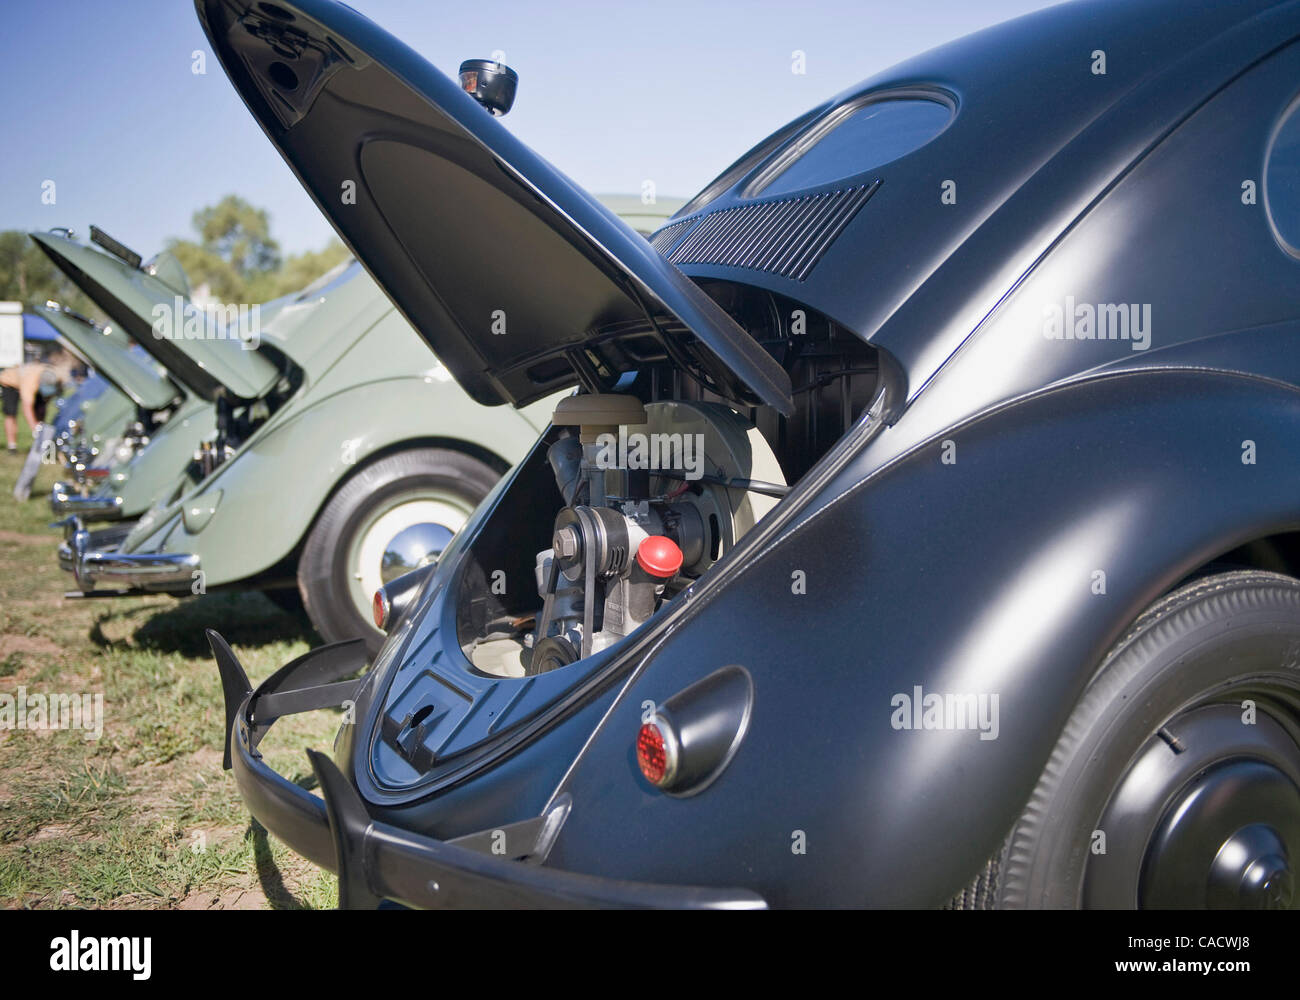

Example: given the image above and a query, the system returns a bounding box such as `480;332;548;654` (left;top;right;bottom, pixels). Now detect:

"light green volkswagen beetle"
43;302;213;520
50;375;137;472
45;197;683;651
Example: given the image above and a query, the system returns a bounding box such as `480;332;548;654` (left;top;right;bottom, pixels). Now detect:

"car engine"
469;393;785;677
454;282;882;679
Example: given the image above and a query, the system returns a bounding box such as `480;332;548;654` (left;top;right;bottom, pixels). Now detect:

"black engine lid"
196;0;793;414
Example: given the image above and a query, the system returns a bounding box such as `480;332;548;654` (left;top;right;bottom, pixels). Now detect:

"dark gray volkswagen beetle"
199;0;1300;908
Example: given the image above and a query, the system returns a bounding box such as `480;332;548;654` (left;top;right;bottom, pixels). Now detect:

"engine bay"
183;355;303;484
455;282;881;677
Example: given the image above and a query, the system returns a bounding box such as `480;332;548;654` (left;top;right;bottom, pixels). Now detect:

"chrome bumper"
57;537;76;575
50;480;124;518
55;518;133;576
60;519;200;593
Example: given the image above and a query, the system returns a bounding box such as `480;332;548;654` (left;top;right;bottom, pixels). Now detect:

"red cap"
636;535;683;578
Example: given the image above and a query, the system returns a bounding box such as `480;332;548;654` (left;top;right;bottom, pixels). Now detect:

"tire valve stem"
1157;726;1186;754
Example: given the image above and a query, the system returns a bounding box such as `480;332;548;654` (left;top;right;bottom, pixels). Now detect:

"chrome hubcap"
379;521;455;585
350;494;470;624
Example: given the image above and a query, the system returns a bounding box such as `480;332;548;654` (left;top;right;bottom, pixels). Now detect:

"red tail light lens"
636;718;677;788
372;587;391;631
632;668;754;795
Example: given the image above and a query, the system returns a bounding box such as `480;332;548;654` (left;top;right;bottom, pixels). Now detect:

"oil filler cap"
637;536;683;578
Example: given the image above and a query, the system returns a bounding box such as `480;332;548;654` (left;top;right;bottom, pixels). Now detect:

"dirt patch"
29;823;74;843
97;889;265;911
0;635;62;658
176;887;267;910
188;746;223;770
0;531;53;547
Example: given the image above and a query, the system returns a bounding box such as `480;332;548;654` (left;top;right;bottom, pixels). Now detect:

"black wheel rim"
1083;682;1300;909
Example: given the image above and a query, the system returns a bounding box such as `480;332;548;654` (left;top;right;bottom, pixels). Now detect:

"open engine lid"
195;0;793;414
31;231;282;403
41;305;183;412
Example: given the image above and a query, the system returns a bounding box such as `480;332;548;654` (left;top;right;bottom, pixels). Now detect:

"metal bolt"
554;525;580;559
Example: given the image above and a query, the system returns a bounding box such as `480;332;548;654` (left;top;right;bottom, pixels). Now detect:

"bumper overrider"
57;517;199;594
205;630;765;910
50;480;124;518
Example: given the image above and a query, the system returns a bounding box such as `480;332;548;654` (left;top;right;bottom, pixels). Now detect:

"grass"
0;424;339;909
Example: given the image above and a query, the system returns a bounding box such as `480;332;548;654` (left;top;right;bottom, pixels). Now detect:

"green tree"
164;195;346;304
165;194;281;302
0;230;103;318
257;239;351;300
192;195;281;278
164;239;243;301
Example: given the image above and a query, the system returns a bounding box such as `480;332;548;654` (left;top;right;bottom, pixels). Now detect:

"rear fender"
548;368;1300;906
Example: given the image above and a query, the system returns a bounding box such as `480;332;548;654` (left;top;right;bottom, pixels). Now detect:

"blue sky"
0;0;1056;256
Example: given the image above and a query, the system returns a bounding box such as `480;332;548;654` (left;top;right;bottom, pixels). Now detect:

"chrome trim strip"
50;489;124;516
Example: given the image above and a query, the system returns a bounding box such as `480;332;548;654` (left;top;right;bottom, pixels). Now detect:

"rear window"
1266;97;1300;256
747;94;954;198
676;106;824;217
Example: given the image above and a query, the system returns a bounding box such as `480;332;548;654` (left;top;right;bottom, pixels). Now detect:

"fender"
109;395;214;517
64;384;135;447
541;367;1300;907
151;374;547;585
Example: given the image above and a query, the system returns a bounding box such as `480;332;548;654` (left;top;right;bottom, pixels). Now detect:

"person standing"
2;348;72;453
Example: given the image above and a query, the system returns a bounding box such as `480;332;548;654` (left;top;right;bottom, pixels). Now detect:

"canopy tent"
22;312;61;341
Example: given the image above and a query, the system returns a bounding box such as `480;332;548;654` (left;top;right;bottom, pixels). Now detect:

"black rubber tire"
297;447;499;656
998;570;1300;908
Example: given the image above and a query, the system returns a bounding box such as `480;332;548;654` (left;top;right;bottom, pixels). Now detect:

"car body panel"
106;395;215;517
37;304;219;520
52;393;214;522
41;254;400;525
194;0;793;415
314;369;1300;908
40;309;212;520
52;374;134;451
42;307;182;412
251;259;391;379
663;0;1299;406
30;231;282;401
538;370;1300;907
547;10;1300;905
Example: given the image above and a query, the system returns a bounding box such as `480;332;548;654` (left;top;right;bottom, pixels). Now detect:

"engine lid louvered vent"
647;217;697;256
652;181;879;281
